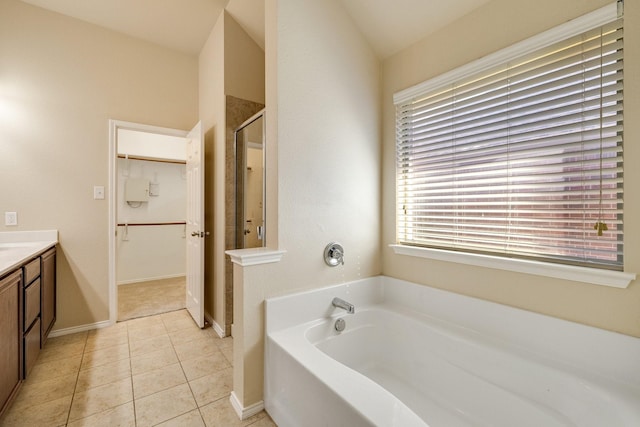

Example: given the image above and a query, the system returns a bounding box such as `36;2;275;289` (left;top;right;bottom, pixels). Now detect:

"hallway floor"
0;309;276;427
118;277;186;321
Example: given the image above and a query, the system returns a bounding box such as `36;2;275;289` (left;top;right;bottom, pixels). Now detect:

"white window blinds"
395;9;623;270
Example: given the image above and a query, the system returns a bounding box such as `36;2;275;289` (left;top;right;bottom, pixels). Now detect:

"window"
395;4;623;271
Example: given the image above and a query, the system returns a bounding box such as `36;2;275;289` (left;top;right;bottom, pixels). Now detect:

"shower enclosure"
234;109;266;249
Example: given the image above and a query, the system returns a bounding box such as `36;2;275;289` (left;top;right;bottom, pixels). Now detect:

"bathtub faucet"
332;297;355;314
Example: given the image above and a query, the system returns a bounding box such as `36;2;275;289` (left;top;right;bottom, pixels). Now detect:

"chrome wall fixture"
324;242;344;267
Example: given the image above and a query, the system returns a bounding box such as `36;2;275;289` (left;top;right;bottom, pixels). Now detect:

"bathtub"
264;276;640;427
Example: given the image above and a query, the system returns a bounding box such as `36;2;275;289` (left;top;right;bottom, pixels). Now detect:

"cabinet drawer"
24;318;40;378
23;258;40;285
24;278;40;330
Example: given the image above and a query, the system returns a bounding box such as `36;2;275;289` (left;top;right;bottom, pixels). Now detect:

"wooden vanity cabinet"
0;270;23;417
0;245;56;418
22;257;41;378
41;248;56;346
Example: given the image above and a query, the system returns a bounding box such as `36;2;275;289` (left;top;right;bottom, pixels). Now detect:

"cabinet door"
0;270;22;416
24;318;41;378
41;248;56;345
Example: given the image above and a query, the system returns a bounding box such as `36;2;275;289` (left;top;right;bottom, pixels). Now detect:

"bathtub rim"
265;275;640;389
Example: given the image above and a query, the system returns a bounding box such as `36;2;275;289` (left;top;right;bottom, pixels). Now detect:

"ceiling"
20;0;229;55
342;0;491;58
20;0;491;59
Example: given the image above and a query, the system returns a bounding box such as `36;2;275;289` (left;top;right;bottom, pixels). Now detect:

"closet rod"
117;154;186;165
117;221;186;227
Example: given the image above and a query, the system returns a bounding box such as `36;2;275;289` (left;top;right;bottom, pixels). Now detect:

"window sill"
389;244;636;289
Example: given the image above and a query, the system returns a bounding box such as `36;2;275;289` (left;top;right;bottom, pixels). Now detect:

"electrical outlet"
5;212;17;226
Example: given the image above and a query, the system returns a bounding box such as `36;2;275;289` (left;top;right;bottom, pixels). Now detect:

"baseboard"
230;391;264;420
204;311;217;332
117;274;186;286
48;319;113;338
212;318;226;338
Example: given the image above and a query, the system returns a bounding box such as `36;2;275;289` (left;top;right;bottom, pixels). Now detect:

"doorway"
108;120;204;326
115;127;188;321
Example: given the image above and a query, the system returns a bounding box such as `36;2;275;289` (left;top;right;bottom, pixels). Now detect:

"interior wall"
235;0;381;407
0;0;198;331
382;0;640;337
271;0;380;290
199;12;225;324
224;12;266;105
116;158;186;284
199;11;265;333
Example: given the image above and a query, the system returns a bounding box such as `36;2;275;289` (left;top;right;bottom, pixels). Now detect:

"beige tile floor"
118;277;186;321
0;310;276;427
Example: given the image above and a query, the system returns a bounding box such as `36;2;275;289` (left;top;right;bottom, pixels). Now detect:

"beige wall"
0;0;198;331
234;0;381;407
382;0;640;337
199;11;265;332
199;12;225;324
224;13;266;105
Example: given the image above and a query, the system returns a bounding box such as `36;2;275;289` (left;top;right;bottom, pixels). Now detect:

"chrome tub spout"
332;297;355;314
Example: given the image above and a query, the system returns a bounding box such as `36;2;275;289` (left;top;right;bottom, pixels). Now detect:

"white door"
186;121;205;328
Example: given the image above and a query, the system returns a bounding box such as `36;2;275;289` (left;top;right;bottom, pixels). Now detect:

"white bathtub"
264;276;640;427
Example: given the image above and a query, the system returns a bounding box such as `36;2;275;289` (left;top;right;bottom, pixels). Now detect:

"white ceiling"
20;0;491;59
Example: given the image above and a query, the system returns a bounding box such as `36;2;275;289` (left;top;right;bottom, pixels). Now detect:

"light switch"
94;186;105;200
5;211;17;226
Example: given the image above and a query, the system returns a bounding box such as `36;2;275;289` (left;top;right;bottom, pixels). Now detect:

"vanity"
0;231;58;418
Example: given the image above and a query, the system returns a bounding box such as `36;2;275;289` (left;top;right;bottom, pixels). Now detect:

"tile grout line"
183;333;236;425
129;314;193;426
168;315;205;425
125;323;139;427
64;331;89;426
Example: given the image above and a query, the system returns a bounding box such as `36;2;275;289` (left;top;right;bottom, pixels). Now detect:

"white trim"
390;244;636;288
394;3;619;104
229;392;264;420
48;319;113;338
108;120;189;324
226;247;286;266
212;319;226;338
109;120;117;324
204;311;226;337
110;120;191;138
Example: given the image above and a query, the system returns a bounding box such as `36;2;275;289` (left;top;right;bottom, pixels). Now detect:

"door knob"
191;231;199;237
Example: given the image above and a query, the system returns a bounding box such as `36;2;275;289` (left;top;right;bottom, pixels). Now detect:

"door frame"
108;120;190;324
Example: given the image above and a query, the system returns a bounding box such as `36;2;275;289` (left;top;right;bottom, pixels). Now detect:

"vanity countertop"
0;230;58;278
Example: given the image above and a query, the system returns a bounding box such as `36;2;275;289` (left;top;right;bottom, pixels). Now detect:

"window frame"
392;2;635;288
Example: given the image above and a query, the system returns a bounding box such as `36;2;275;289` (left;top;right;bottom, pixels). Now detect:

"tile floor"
0;309;276;427
118;277;186;321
